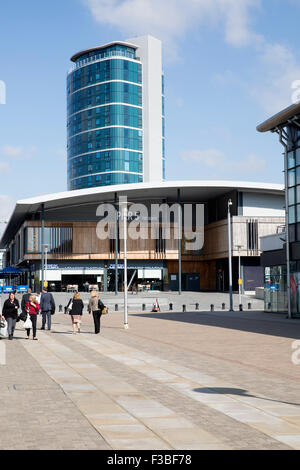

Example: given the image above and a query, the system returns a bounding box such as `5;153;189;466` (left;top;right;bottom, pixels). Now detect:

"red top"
25;301;40;315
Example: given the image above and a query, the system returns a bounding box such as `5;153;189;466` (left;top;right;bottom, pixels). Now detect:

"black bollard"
142;304;146;311
195;303;199;310
59;304;62;313
239;304;243;311
115;304;119;312
248;303;251;310
182;305;186;312
169;303;173;311
210;304;214;312
222;303;226;310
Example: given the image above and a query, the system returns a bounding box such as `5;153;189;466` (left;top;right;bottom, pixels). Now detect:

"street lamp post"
228;199;234;312
119;198;129;329
236;245;243;306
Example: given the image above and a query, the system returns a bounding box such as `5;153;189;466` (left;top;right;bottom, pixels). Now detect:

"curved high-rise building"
67;35;164;190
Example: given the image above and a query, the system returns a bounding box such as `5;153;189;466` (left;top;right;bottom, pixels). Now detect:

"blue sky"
1;0;300;224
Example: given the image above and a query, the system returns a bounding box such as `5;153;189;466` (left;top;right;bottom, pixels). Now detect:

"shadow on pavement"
194;387;300;407
132;312;300;340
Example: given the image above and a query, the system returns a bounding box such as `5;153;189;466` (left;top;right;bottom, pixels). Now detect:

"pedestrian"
84;281;89;293
21;287;32;318
40;287;55;331
2;292;20;340
25;294;40;340
88;290;105;334
66;292;84;334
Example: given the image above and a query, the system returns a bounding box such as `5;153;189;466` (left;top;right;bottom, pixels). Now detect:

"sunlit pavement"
1;308;300;450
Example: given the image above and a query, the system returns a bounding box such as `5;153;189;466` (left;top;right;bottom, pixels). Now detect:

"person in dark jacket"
40;288;55;331
88;290;105;334
25;295;40;340
66;292;84;334
21;288;32;318
2;292;20;340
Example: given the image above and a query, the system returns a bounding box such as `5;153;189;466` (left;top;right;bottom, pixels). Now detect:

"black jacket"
21;293;31;314
67;298;84;315
2;299;20;319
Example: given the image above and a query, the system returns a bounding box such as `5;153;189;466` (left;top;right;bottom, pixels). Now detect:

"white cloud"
83;0;261;60
183;148;266;177
251;42;300;114
84;0;300;114
1;145;37;160
183;149;226;168
0;195;15;228
0;162;11;173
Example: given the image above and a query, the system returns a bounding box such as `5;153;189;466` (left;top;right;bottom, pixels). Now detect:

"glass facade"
264;266;287;313
67;45;144;190
286;126;300;317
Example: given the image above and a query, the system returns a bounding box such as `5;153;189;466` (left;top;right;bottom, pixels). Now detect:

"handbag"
0;318;7;337
66;300;73;313
102;306;108;315
24;314;32;329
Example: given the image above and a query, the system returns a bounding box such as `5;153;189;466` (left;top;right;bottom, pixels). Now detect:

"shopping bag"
0;318;7;337
24;315;32;329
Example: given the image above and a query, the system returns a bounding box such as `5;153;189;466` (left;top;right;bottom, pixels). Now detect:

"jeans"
26;314;37;338
6;317;17;337
92;311;102;334
42;311;51;330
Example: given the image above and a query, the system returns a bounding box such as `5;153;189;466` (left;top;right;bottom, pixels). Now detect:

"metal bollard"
210;304;214;312
169;303;173;311
195;303;199;310
182;305;186;312
222;303;226;310
142;304;146;311
239;304;243;311
59;304;62;313
248;303;251;310
115;304;119;312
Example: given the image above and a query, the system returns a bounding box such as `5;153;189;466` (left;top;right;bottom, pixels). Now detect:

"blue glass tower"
67;36;164;190
67;42;145;190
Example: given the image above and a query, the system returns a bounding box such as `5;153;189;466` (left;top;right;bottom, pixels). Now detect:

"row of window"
68;128;143;157
24;227;73;254
68;82;142;114
68;59;142;93
69;172;143;190
68;152;143;177
67;105;142;137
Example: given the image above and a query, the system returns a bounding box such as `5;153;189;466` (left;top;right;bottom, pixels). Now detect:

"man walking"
40;288;55;331
21;288;32;318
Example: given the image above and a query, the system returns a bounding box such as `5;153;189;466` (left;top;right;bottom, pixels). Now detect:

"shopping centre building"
0;181;284;293
257;101;300;317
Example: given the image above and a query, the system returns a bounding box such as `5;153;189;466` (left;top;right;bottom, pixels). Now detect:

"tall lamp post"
228;199;234;312
119;198;129;329
236;245;243;307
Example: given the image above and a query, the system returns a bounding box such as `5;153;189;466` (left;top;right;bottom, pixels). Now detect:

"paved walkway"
1;308;300;450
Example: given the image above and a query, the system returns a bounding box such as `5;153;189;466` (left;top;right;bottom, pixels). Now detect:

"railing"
68;52;140;74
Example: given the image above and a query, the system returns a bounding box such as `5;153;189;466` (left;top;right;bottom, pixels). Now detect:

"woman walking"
25;294;40;340
2;292;20;340
88;290;105;334
67;292;84;334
